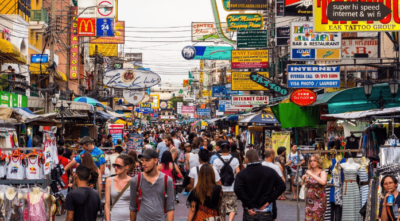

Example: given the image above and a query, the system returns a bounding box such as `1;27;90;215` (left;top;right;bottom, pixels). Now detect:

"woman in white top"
105;155;133;221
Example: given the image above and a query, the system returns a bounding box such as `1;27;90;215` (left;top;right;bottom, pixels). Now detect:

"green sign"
237;30;268;48
226;14;263;31
0;91;27;108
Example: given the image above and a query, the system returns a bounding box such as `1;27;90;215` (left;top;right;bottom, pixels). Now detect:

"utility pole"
49;0;56;86
93;45;98;92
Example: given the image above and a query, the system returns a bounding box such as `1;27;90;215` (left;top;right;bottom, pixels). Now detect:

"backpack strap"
196;166;199;174
164;174;168;214
136;173;143;212
217;154;229;166
227;156;234;165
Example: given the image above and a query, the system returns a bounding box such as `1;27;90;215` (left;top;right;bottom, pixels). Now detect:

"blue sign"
197;108;210;116
96;18;114;37
182;46;233;60
212;85;227;98
226;84;242;95
31;54;48;63
287;65;341;88
291;49;316;60
153;113;159;117
218;100;231;112
146;87;151;95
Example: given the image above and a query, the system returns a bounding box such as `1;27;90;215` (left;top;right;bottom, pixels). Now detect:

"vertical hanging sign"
70;7;79;80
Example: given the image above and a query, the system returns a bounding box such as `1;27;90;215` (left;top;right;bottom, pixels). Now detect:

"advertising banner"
108;124;123;146
128;134;143;154
231;95;269;105
232;72;269;91
78;0;96;18
219;100;230;112
202;90;209;97
316;49;341;60
125;53;142;62
226;14;263;31
212;85;227;98
314;0;400;32
150;94;160;109
123;90;145;104
249;72;289;96
177;102;183;114
191;22;230;42
229;0;268;10
90;21;124;44
183;79;189;87
96;0;114;18
290;22;341;49
272;132;291;153
77;18;96;36
70;7;79;79
237;30;268;48
276;26;290;46
231;50;269;68
226;84;241;96
197;108;210;116
276;0;285;16
31;54;48;63
341;38;378;59
284;0;313;16
182;46;233;60
290;88;317;106
103;69;161;89
89;43;117;57
96;18;114;37
182;106;195;114
287;65;340;88
291;49;316;60
160;100;174;111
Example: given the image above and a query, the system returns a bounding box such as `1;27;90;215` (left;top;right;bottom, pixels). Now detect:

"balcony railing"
31;8;49;24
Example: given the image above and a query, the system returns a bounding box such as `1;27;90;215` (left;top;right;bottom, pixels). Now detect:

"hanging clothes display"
7;151;25;180
42;131;58;175
358;159;370;207
344;136;359;158
341;166;362;221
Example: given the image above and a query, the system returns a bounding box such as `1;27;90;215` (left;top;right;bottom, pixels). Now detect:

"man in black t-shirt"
65;165;101;221
103;134;114;148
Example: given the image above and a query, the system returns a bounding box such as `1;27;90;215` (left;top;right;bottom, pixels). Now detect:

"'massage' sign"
104;69;161;89
249;72;289;96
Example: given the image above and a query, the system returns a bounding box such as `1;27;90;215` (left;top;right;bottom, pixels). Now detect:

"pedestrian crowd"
58;125;337;221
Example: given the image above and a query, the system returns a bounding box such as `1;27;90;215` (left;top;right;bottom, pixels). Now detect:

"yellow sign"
232;72;269;91
150;94;160;109
231;50;269;69
316;49;341;60
202;90;209;97
314;0;400;32
200;60;204;70
89;44;118;57
272;132;291;154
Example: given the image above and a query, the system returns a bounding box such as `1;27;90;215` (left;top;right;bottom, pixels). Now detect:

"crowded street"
0;0;400;220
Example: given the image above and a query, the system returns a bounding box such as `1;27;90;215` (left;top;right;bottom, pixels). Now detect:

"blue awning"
227;115;238;121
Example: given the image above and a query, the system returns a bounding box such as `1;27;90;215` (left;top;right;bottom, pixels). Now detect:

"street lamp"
362;76;399;109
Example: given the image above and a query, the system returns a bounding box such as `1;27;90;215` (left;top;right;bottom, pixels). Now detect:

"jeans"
243;210;273;221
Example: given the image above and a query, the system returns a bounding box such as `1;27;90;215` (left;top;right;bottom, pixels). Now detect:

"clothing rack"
0;147;44;151
295;148;363;221
0;179;47;186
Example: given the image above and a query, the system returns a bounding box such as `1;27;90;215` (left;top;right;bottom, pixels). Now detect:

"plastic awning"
322;106;400;119
0;39;26;64
227;115;238;121
29;63;67;82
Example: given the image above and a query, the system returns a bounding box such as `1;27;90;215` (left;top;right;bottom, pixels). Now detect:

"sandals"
278;196;287;200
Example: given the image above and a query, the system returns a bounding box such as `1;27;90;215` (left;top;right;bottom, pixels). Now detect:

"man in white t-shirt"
262;149;285;182
143;139;152;150
285;145;305;200
187;149;221;189
213;142;240;221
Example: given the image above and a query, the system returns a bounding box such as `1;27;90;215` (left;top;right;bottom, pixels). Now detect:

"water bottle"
387;194;394;206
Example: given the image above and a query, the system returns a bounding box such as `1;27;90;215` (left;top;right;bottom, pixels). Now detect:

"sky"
118;0;232;85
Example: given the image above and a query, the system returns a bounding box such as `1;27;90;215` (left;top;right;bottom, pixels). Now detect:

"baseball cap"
220;142;230;150
138;149;158;159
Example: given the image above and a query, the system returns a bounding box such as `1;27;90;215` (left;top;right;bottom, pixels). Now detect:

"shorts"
221;192;238;215
290;171;302;177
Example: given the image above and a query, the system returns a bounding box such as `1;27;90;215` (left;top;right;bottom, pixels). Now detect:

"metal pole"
49;0;55;86
296;148;300;221
93;45;98;92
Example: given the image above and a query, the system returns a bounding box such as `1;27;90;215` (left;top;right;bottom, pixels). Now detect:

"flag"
179;89;183;94
189;71;193;79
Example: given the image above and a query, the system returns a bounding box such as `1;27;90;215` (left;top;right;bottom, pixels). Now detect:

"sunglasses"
112;164;124;169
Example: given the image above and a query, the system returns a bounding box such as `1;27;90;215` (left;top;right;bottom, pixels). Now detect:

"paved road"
55;192;305;221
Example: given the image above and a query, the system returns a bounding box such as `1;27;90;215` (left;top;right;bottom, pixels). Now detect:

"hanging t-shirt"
43;140;53;175
7;156;25;180
0;160;6;178
26;156;42;179
287;152;304;173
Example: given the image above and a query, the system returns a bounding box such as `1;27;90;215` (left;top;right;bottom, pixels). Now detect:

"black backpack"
217;154;235;186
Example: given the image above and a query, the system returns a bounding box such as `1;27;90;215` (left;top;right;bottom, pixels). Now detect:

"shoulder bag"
110;180;130;211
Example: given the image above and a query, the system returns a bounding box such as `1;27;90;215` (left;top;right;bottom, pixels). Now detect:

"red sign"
70;7;79;79
290;89;317;106
77;18;96;36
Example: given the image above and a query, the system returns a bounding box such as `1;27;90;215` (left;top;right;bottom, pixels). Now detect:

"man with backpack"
129;149;175;221
186;149;221;189
213;142;240;221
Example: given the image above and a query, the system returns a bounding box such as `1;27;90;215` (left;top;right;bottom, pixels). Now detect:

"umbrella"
238;113;280;126
192;120;208;127
74;97;105;108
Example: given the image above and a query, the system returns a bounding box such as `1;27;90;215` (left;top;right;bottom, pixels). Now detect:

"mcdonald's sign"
77;18;96;36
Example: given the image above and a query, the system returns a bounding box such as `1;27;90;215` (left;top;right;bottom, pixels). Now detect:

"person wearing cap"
129;149;175;221
210;141;232;165
64;136;106;175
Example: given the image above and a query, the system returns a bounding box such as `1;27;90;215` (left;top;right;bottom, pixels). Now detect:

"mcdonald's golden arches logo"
77;18;96;36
